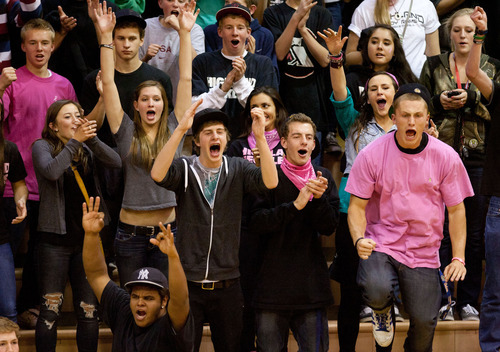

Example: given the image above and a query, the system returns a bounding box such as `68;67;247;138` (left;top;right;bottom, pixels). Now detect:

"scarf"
247;129;281;151
280;155;316;201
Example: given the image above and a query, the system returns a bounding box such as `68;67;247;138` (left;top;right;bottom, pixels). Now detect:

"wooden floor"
18;320;480;352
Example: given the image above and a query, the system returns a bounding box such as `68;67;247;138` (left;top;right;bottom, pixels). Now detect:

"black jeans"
188;279;243;352
36;242;99;352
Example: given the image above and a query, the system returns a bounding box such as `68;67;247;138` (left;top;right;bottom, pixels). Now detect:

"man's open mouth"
231;40;240;46
298;149;307;156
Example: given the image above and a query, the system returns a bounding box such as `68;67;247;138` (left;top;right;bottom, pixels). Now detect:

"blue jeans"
114;226;170;287
439;167;486;308
256;308;329;352
479;196;500;352
357;251;441;352
36;242;98;352
0;243;17;321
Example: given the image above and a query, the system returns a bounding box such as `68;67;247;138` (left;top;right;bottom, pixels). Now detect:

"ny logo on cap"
138;269;149;280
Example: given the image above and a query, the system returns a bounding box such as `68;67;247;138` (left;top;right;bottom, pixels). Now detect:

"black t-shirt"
262;3;333;132
80;63;173;147
0;141;27;245
43;0;119;99
100;281;195;352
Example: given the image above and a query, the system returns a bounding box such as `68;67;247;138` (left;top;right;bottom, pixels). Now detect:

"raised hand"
94;1;115;35
58;6;77;34
250;107;266;139
150;223;179;258
74;118;97;142
82;197;105;234
178;99;203;132
178;0;200;32
318;26;348;56
295;0;316;21
87;0;100;23
425;119;439;139
470;6;487;32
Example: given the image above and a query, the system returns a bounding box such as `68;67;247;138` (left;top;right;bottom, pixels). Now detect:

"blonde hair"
374;0;391;25
0;317;20;338
444;8;475;51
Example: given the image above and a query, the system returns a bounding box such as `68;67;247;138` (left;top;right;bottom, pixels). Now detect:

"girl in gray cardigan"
32;100;121;352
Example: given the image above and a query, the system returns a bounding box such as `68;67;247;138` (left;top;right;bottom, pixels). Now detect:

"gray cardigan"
32;137;122;234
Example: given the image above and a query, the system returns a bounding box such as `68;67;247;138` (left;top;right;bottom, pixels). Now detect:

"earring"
161;306;165;309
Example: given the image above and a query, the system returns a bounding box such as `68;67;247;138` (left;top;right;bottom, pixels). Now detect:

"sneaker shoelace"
373;312;392;332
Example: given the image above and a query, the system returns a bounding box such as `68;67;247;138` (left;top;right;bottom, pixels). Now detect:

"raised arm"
347;195;376;260
95;1;124;134
466;6;492;100
297;6;330;68
151;99;202;182
82;197;110;302
251;107;278;189
173;1;199;122
444;202;467;282
318;26;349;101
274;0;317;61
150;223;189;331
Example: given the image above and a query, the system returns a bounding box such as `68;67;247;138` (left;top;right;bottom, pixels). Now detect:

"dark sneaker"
459;304;479;321
324;132;342;154
372;306;394;347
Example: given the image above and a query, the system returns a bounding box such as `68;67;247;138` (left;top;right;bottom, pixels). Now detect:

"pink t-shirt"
345;132;474;269
2;66;77;201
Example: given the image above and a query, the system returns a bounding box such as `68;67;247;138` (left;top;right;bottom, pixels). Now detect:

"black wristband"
354;237;364;249
475;28;488;35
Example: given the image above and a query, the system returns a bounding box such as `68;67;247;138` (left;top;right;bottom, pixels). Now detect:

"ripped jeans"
36;242;99;352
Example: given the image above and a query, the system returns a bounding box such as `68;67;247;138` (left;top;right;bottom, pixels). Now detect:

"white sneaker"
439;305;455;321
360;306;373;323
372;306;394;347
459;304;479;321
394;305;404;322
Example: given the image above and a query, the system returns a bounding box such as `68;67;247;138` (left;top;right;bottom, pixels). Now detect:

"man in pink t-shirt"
345;83;473;351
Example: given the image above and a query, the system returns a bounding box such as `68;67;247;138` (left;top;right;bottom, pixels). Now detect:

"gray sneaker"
459;304;479;321
372;306;394;347
439;305;455;321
